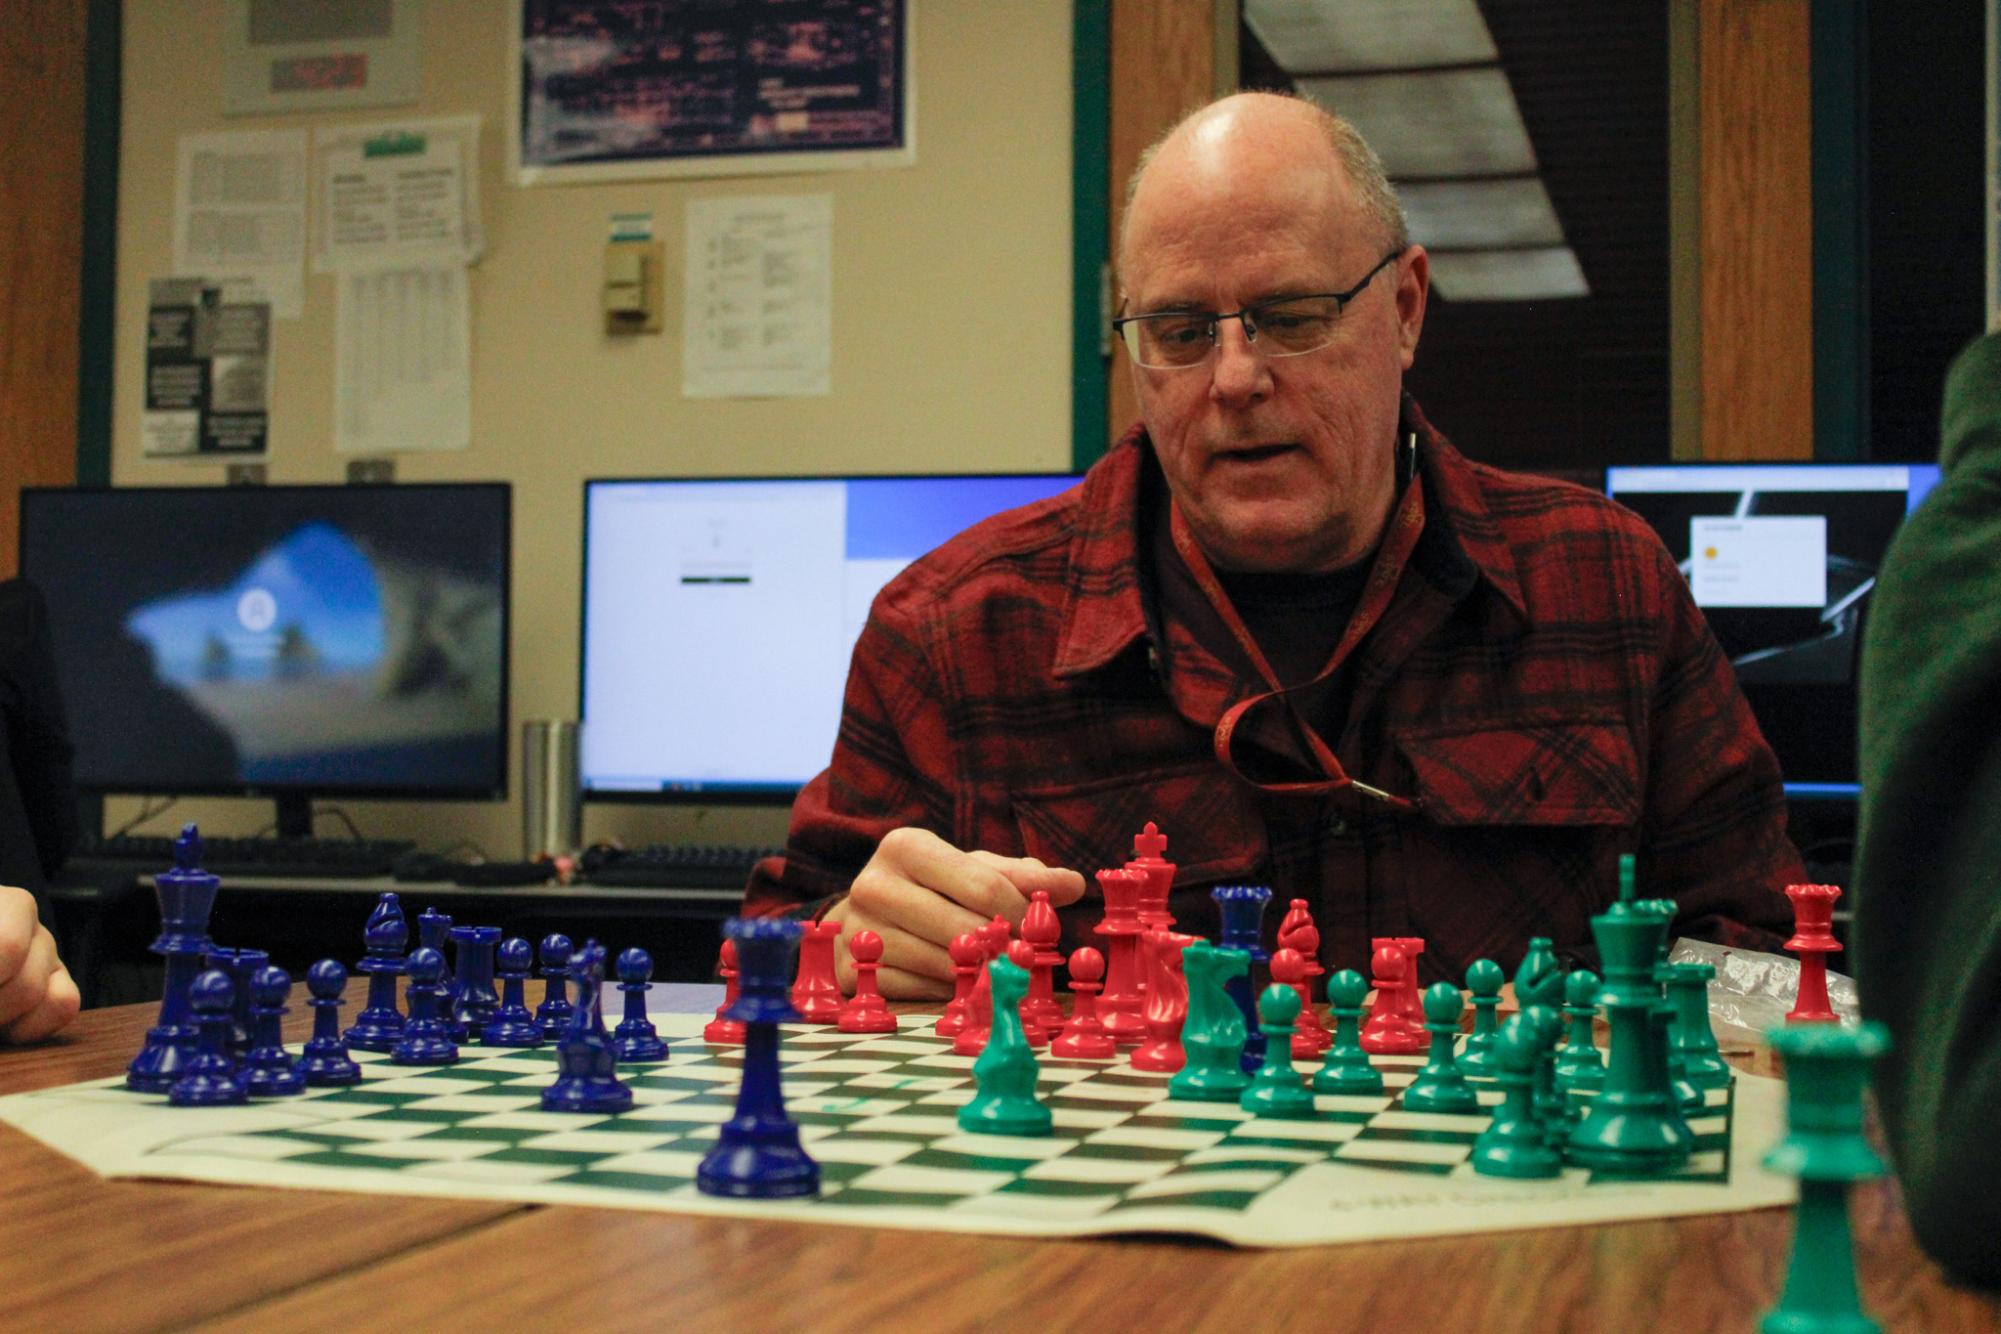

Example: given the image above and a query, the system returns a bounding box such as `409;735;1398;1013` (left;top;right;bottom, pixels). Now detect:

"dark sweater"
0;578;78;894
1854;331;2001;1288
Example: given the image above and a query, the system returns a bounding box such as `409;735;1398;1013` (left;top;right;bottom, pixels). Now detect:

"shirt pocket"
1394;718;1641;827
1009;764;1268;884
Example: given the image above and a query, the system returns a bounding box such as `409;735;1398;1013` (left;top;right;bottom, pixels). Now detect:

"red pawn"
837;930;898;1034
790;918;843;1024
1784;883;1843;1023
1051;946;1116;1060
934;931;984;1038
703;938;745;1045
1360;943;1426;1054
1272;948;1327;1061
1021;890;1067;1033
1007;939;1050;1049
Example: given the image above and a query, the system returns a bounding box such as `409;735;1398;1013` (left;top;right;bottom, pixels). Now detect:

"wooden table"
3;999;1995;1334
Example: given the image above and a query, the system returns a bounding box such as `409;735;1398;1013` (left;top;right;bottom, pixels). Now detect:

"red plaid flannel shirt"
745;406;1800;981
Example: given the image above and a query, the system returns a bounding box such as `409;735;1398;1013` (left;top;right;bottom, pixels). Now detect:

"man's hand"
822;827;1087;999
0;885;78;1043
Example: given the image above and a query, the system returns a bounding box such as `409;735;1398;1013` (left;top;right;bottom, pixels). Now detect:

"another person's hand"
822;827;1087;999
0;885;79;1042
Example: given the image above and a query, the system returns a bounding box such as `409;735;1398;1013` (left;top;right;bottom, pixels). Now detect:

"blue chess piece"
481;937;543;1048
542;941;633;1113
127;825;220;1093
697;918;819;1199
167;970;249;1106
202;946;269;1059
449;925;502;1038
534;934;575;1041
294;959;362;1085
612;947;669;1062
1212;884;1273;1072
345;893;409;1053
392;947;460;1065
417;908;459;1038
241;966;306;1097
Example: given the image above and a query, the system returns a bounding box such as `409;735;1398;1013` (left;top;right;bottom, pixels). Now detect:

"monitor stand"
273;793;315;840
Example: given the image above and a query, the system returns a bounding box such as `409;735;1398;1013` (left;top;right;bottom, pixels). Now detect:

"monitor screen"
581;473;1079;800
19;483;511;804
1604;462;1941;796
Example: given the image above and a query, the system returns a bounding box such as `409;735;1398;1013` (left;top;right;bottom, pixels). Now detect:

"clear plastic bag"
1667;936;1859;1046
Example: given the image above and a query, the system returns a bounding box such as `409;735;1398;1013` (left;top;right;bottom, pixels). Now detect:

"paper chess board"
0;1015;1795;1248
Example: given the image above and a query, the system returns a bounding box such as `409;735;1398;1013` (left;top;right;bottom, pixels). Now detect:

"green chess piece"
957;955;1052;1136
1471;1013;1562;1179
1760;1021;1891;1334
1238;984;1316;1119
1664;961;1733;1091
1554;967;1607;1093
1566;884;1693;1174
1403;981;1480;1113
1312;968;1383;1096
1514;935;1564;1010
1169;942;1252;1102
1524;1003;1571;1145
1458;958;1505;1078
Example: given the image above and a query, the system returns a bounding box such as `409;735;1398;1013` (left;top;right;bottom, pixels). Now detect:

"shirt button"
1327;816;1349;836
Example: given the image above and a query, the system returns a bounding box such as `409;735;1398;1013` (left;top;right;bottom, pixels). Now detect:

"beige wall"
109;0;1075;854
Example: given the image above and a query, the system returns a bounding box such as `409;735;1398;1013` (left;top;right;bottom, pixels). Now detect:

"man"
0;576;82;1041
1852;329;2001;1287
745;92;1798;995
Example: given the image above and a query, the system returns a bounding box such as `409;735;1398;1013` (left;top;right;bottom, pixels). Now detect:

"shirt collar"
1051;399;1526;680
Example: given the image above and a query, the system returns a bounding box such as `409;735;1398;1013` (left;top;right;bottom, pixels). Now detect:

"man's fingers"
980;853;1088;907
872;964;952;1001
0;928;58;1032
0;886;38;986
847;862;990;952
3;964;78;1044
877;828;1029;925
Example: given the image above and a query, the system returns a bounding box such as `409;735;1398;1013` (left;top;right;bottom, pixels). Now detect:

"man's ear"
1395;246;1430;371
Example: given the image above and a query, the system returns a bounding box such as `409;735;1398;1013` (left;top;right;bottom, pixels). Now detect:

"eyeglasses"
1112;249;1405;370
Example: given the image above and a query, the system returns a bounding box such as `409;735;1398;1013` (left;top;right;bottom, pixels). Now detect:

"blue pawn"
534;934;575;1041
417;908;460;1038
612;947;669;1062
392;947;459;1065
449;925;502;1038
127;825;220;1093
697;918;818;1199
542;942;633;1113
203;946;269;1059
481;937;543;1048
1213;884;1273;1072
242;965;306;1097
295;959;362;1085
167;971;249;1106
345;893;409;1053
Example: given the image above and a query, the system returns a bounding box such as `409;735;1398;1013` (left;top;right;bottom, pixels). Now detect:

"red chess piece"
837;930;898;1034
1051;945;1116;1060
703;939;746;1044
1021;890;1067;1033
1277;900;1325;1002
1389;935;1427;1026
1360;943;1426;1054
952;918;1012;1057
789;918;843;1024
1272;947;1328;1060
1285;922;1331;1052
1007;940;1050;1049
1127;820;1178;936
1129;928;1194;1073
935;931;984;1038
1095;867;1148;1047
1784;883;1843;1023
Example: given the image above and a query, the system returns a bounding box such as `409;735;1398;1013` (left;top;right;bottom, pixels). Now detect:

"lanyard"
1168;464;1427;808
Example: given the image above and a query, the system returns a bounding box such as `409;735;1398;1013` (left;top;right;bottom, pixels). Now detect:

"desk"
3;998;1996;1332
46;872;741;1009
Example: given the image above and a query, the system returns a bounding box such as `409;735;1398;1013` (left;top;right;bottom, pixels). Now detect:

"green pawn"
957;955;1052;1137
1239;984;1316;1119
1471;1014;1562;1179
1458;958;1506;1078
1169;942;1251;1102
1312;968;1382;1096
1761;1021;1890;1334
1554;967;1607;1093
1403;981;1480;1113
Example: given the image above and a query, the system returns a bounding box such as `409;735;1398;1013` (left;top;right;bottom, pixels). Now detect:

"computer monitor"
580;473;1079;801
1604;462;1941;797
18;483;511;835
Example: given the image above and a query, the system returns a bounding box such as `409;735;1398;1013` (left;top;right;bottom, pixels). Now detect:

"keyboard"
71;833;417;881
582;844;778;889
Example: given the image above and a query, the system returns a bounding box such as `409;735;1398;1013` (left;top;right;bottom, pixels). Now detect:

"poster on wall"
144;279;271;461
511;0;913;185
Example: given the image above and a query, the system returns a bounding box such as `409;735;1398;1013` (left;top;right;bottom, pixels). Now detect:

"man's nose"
1209;315;1271;406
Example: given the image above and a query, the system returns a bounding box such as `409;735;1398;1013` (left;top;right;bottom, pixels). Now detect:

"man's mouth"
1218;442;1297;463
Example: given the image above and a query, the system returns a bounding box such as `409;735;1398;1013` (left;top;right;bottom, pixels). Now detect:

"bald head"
1118;93;1406;285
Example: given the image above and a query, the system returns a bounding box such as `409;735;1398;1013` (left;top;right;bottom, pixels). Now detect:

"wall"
108;0;1075;854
